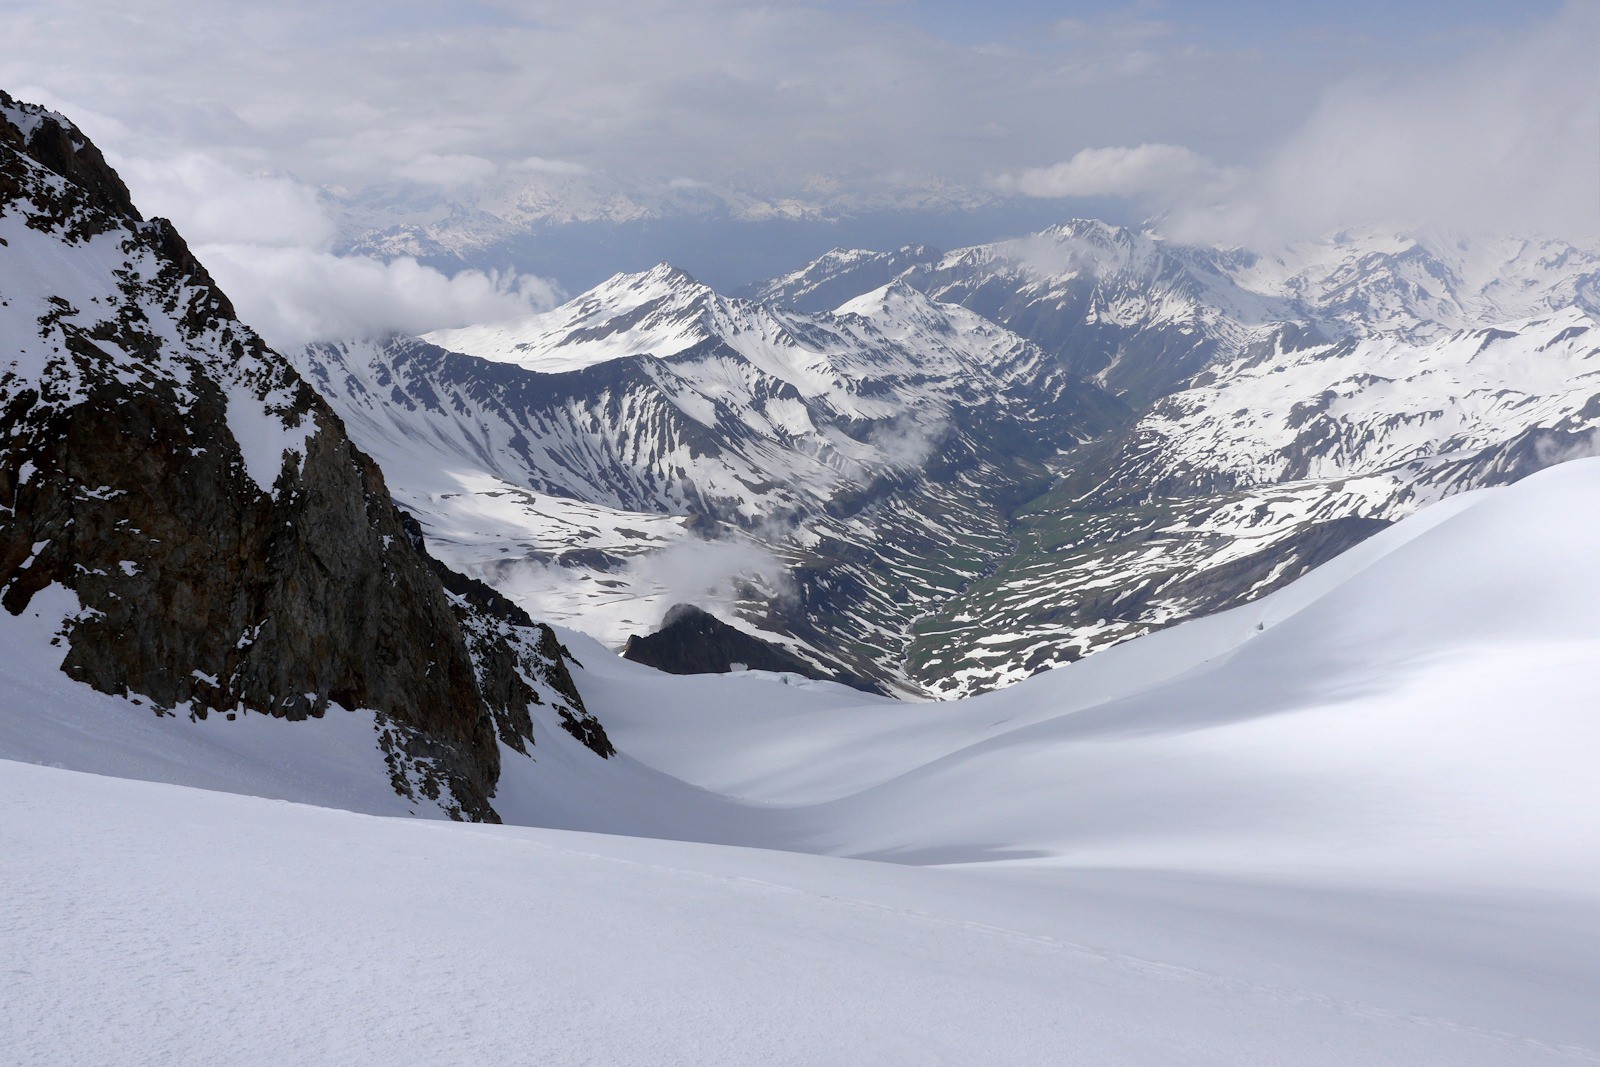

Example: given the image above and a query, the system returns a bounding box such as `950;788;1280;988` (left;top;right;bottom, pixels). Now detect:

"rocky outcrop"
395;509;613;758
0;92;605;819
623;603;882;694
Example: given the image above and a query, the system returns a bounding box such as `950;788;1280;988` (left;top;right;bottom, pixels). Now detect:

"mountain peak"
833;277;938;319
588;262;714;307
637;261;702;287
425;261;722;372
0;90;142;224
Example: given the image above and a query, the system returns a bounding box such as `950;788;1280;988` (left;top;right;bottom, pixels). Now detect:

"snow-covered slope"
295;267;1123;691
1223;229;1600;343
1130;308;1600;489
573;459;1600;880
733;243;943;314
6;457;1598;1064
7;757;1592;1067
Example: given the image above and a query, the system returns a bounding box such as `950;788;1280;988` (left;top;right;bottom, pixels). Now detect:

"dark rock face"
395;509;613;759
624;604;882;694
0;92;604;818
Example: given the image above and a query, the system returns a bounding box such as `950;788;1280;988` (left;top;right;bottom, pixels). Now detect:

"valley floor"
5;461;1600;1064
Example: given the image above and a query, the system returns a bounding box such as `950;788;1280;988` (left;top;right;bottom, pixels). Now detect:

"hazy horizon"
5;0;1595;346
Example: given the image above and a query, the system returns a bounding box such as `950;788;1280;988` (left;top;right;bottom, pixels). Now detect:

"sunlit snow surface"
5;459;1600;1063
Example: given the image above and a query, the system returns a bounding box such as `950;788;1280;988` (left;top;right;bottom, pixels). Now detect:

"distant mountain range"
294;263;1123;693
11;92;1598;705
294;220;1600;696
332;174;1094;292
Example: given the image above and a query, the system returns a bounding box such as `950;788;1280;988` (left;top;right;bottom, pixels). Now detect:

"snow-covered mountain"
292;216;1600;697
0;92;611;818
294;265;1124;693
909;309;1600;693
756;222;1600;395
736;222;1600;694
6;96;1596;1054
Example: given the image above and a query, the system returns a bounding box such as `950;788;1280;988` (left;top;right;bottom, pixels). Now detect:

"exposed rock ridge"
0;92;605;818
623;603;885;695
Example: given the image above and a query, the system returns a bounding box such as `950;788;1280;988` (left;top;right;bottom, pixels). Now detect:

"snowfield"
5;458;1600;1064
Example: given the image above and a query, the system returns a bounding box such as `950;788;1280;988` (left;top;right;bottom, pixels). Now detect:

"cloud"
97;147;566;350
0;0;1329;204
89;141;576;348
990;4;1600;249
516;156;588;176
111;152;334;247
1168;2;1600;245
196;245;561;350
393;152;498;187
865;416;948;472
626;536;794;625
3;0;1591;259
1535;428;1600;468
992;144;1232;202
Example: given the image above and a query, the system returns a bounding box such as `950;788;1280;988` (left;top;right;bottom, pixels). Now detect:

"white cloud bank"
994;3;1600;247
0;1;1359;208
109;148;562;349
4;0;1592;308
198;246;561;351
993;144;1234;202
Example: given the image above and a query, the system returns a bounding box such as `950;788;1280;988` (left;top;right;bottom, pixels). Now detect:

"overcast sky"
4;0;1595;344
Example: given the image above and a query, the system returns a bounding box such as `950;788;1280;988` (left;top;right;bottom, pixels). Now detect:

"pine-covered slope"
0;93;609;817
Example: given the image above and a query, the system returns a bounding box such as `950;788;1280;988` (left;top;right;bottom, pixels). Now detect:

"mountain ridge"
0;92;611;817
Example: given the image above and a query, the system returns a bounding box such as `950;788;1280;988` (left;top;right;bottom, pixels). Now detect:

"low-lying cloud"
106;148;563;350
626;536;795;626
197;245;561;351
993;144;1232;204
114;152;334;248
866;416;949;472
